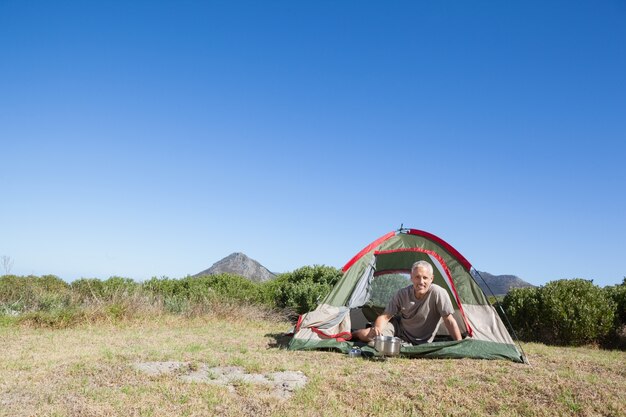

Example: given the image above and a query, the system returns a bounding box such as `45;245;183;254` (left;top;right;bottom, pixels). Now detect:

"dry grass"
1;310;625;417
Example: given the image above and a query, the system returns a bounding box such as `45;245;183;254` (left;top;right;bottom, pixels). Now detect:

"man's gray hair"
411;260;434;276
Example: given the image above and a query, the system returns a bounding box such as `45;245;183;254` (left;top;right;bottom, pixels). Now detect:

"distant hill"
474;271;535;296
194;252;275;282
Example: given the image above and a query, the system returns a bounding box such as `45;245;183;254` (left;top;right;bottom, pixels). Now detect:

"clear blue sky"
1;1;624;287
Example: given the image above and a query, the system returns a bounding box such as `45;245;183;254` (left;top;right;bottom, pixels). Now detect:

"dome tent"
288;228;527;363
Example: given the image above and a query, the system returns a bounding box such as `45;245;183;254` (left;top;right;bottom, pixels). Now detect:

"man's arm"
351;312;393;342
370;313;393;338
442;313;462;341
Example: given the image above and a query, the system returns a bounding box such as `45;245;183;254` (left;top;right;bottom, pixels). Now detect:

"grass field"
1;309;625;417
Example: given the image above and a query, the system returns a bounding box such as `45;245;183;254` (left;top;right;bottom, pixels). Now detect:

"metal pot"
373;335;402;356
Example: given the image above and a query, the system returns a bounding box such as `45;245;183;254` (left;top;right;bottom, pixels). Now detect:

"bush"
142;276;183;298
101;276;138;298
36;275;70;293
604;278;626;325
539;279;615;346
0;266;344;325
187;274;260;302
268;265;343;314
142;274;263;306
0;275;32;307
502;287;541;341
0;272;287;326
604;278;626;348
503;279;616;346
0;275;71;314
18;307;85;329
70;278;105;301
71;277;139;304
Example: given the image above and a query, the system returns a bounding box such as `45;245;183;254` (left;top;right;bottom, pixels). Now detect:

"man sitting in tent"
352;260;463;344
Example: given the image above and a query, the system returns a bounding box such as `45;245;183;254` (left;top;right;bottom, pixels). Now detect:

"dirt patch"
133;362;307;399
132;361;188;376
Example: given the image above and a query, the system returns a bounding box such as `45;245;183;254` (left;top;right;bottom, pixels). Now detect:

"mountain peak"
194;252;275;282
475;271;535;296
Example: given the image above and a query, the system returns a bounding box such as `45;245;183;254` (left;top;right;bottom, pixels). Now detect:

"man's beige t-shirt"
384;283;455;344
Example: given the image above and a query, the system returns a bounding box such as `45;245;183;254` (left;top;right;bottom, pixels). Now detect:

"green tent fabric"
289;338;523;363
288;228;527;363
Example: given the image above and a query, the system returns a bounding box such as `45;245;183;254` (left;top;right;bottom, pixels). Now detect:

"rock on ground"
133;362;307;400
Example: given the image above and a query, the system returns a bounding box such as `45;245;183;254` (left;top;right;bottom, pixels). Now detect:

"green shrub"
163;295;191;314
487;295;504;305
101;276;138;298
1;272;289;326
18;307;84;328
36;275;70;293
0;314;18;326
106;303;128;321
37;293;71;311
142;274;262;304
269;265;343;314
70;278;105;301
255;279;282;307
538;279;615;346
503;279;619;347
0;275;31;305
142;276;183;298
604;278;626;348
0;275;71;314
70;277;138;303
178;275;220;301
502;286;541;341
604;278;626;325
1;275;65;303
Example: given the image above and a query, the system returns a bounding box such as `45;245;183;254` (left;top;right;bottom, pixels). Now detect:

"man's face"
411;265;434;299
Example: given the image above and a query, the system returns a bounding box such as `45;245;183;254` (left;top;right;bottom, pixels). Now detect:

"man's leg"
352;320;395;342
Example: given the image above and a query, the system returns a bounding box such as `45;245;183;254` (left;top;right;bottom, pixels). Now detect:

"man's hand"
368;313;393;341
367;326;383;340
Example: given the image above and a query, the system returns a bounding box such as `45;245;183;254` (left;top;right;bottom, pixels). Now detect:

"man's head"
410;260;434;299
